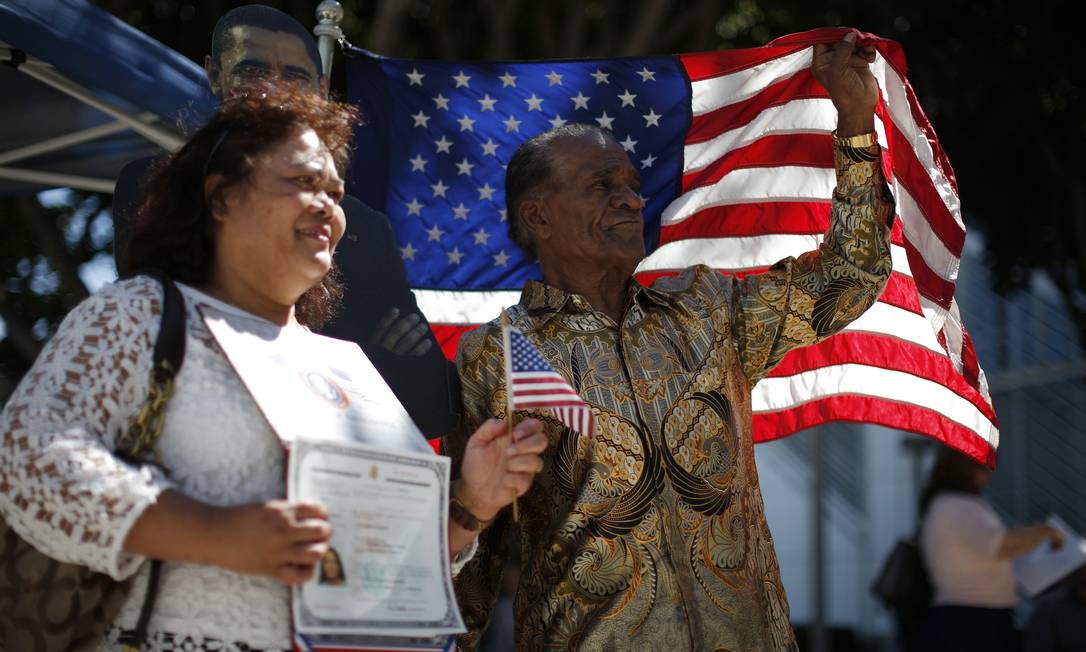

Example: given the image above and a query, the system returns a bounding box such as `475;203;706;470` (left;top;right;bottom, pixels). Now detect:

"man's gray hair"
504;123;611;259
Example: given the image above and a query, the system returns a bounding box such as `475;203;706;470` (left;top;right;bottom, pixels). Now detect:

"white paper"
198;303;432;454
289;438;465;638
1013;514;1086;597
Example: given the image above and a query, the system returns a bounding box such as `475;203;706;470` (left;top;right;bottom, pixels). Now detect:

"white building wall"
756;425;931;641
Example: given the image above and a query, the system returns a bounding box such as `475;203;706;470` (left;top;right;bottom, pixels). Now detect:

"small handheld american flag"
500;313;595;439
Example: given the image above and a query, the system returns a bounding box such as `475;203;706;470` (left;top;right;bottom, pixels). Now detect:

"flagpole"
313;1;343;79
500;310;519;522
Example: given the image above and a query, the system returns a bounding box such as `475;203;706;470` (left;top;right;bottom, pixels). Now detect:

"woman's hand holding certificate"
124;492;334;586
205;500;333;585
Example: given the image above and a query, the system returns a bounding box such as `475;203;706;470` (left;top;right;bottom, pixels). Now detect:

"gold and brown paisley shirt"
445;138;894;651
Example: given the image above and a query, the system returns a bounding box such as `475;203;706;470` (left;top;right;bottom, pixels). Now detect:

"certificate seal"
301;369;349;409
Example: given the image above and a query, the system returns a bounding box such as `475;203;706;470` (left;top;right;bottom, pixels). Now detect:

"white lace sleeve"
451;535;478;578
0;277;172;581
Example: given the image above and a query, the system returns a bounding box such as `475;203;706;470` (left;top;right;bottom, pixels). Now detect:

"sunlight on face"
212;127;345;307
537;135;646;273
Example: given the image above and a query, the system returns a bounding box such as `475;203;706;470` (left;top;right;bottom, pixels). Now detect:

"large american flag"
345;27;998;465
504;321;595;438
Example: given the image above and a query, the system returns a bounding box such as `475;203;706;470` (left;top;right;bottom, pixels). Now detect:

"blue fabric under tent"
0;0;214;195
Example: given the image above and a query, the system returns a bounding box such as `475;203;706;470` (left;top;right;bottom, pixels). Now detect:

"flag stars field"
368;58;686;284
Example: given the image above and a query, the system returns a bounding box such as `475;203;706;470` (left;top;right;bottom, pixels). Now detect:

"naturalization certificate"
193;291;463;647
289;437;465;639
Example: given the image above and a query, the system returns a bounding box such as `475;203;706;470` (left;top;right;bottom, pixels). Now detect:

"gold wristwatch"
832;130;879;148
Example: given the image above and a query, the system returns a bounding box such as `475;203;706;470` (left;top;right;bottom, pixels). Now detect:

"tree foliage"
2;0;1081;400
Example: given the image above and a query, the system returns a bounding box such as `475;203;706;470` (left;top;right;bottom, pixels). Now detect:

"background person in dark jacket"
112;5;459;437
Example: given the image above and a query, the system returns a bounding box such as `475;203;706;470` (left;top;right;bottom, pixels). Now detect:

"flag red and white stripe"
417;28;997;465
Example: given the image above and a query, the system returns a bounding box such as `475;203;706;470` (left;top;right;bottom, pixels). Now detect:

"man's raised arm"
726;32;896;384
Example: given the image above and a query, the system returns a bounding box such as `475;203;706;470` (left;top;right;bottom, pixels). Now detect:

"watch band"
449;492;495;532
832;130;879;148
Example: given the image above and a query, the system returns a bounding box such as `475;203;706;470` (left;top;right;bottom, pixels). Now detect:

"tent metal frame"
1;44;183;194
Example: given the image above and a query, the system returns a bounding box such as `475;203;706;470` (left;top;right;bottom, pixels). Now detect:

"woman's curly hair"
120;85;359;328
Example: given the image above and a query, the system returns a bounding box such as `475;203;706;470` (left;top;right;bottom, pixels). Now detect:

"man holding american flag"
441;31;892;650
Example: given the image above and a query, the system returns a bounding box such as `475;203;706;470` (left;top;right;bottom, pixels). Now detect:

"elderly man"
112;5;459;436
444;33;894;650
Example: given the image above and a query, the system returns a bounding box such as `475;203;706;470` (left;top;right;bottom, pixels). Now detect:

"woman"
318;548;346;586
0;88;545;651
918;446;1064;652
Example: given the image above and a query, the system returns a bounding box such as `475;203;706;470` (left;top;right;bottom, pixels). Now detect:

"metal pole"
3;50;184;152
0;120;133;165
811;428;828;652
0;166;114;193
314;1;345;79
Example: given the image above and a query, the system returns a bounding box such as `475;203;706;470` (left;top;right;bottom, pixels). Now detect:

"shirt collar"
517;276;674;328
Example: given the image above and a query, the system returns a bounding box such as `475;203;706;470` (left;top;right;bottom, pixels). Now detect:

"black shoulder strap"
143;269;186;381
117;270;185;652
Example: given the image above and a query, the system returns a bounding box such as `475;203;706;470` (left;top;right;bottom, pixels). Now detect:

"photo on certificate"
316;546;348;587
289;437;466;639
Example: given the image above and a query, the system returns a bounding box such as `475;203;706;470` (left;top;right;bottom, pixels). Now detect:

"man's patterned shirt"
445;138;895;651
